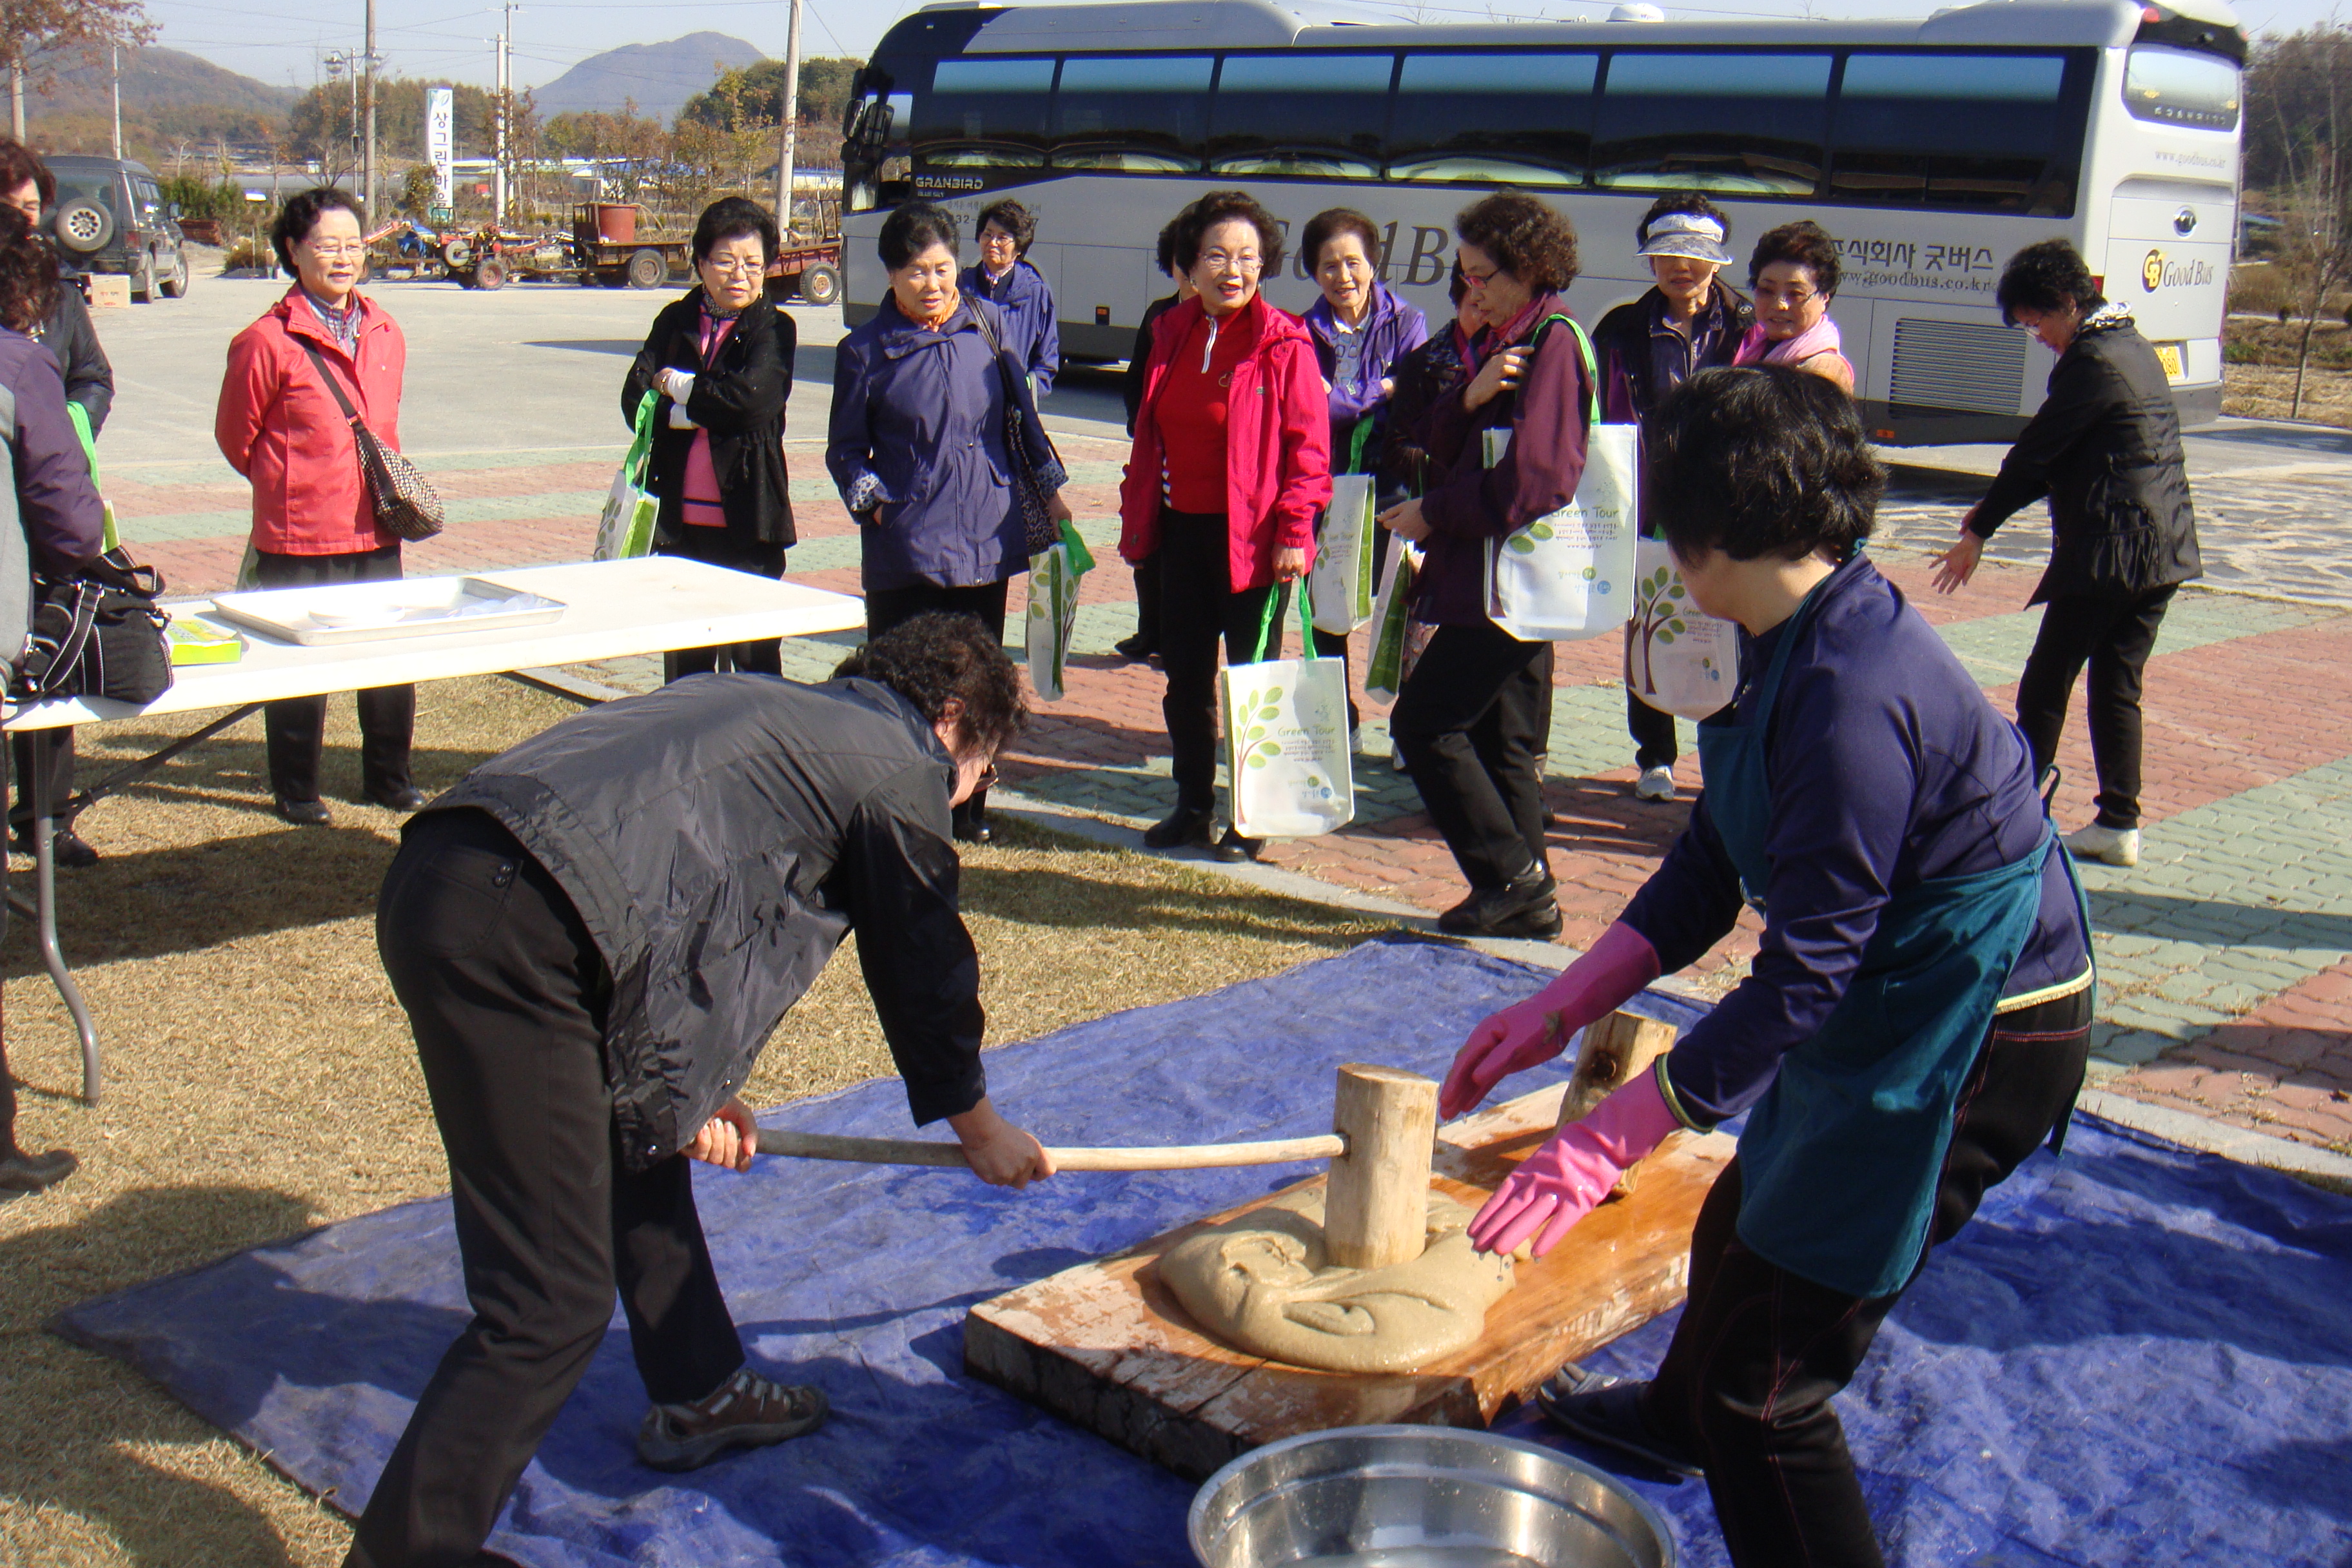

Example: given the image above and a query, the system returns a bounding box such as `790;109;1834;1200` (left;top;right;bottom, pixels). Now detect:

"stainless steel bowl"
1189;1425;1675;1568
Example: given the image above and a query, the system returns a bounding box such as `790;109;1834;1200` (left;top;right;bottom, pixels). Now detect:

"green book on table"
166;618;244;666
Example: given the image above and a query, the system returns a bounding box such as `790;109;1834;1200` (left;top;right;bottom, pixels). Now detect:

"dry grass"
2222;360;2352;427
0;676;1388;1567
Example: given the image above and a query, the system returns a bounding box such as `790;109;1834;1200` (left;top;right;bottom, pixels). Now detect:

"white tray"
209;576;567;647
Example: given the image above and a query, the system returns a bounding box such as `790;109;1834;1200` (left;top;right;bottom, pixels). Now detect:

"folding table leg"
27;744;99;1104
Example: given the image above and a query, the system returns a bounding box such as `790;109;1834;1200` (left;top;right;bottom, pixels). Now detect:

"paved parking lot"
77;270;2352;1160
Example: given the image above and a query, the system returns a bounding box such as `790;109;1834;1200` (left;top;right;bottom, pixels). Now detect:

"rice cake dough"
1158;1188;1514;1374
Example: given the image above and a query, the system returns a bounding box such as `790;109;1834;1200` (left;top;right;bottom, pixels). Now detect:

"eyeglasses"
1459;265;1500;288
974;760;999;791
703;256;764;275
306;242;367;259
1199;250;1262;275
1754;287;1821;308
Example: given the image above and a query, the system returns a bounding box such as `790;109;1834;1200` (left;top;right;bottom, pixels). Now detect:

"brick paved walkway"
106;427;2352;1157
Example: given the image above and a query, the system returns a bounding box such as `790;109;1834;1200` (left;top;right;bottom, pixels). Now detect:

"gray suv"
46;155;190;302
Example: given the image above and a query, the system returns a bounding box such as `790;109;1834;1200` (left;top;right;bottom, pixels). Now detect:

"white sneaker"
2063;821;2140;868
1392;740;1409;772
1349;723;1364;755
1634;765;1676;802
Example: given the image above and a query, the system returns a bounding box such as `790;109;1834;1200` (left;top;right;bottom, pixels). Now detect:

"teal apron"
1696;569;2056;1299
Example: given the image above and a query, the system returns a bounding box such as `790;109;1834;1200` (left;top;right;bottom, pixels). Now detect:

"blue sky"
140;0;2311;96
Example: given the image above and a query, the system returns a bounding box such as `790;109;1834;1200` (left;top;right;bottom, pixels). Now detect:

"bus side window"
1594;51;1832;196
1830;52;2082;215
1209;52;1395;181
914;57;1055;168
1052;54;1214;173
1387;51;1596;188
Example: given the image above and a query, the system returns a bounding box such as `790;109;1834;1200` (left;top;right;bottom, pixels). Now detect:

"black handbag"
300;340;445;544
13;547;173;705
971;308;1063;555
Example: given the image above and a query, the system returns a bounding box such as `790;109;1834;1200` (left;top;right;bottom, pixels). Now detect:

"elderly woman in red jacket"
215;186;424;826
1120;190;1331;863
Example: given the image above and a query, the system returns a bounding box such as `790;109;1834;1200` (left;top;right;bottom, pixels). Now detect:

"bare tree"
2255;26;2352;417
1;0;155;130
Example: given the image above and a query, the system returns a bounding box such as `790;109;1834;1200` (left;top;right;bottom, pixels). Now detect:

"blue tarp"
52;937;2352;1567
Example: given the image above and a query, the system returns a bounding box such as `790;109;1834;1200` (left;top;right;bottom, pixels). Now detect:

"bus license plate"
2154;342;2186;382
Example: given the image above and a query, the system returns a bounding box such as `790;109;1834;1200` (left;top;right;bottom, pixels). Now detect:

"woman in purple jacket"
1378;193;1591;939
1301;207;1426;736
0;202;106;1195
828;202;1071;843
1443;368;2094;1568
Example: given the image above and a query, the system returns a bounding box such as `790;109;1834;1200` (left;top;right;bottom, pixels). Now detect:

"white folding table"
3;557;865;1103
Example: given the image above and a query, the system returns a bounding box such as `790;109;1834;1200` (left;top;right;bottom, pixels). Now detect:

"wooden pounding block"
1322;1064;1439;1270
964;1081;1735;1482
1561;1008;1682;1198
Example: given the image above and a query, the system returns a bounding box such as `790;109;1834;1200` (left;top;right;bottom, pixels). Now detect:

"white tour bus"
841;0;2243;440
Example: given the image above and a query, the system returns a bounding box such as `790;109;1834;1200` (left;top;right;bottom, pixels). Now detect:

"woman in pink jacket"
1119;190;1331;863
215;187;424;825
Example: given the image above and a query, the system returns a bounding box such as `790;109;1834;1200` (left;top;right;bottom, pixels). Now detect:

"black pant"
2013;587;2175;829
658;529;788;683
1157;508;1287;812
1638;985;2095;1568
1130;554;1162;653
254;545;415;803
1391;620;1554;889
865;578;1011;827
1627;690;1679;772
355;808;743;1568
10;730;74;842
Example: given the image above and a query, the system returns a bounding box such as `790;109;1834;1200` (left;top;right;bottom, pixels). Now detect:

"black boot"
1211;824;1264;863
1536;1364;1703;1478
0;986;75;1199
1142;805;1215;850
1437;868;1558;936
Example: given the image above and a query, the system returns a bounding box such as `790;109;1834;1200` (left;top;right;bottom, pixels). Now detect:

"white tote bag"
594;390;661;562
1363;538;1423;705
1221;586;1354;839
1308;474;1377;636
1024;518;1095;702
1482;316;1638;643
1627;538;1740;719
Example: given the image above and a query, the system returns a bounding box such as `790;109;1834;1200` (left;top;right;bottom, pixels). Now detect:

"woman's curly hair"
1455;192;1580;295
1995;239;2105;326
833;611;1030;757
1649;366;1883;564
1170;190;1285;277
1747;219;1841;298
0;204;58;335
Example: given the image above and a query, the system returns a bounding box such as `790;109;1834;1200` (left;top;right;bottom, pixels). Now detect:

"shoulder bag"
299;340;445;544
13;547;173;706
970;307;1064;556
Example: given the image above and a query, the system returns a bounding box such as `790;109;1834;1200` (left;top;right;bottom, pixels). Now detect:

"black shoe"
952;810;993;845
1212;825;1264;863
1488;900;1564;940
0;1147;79;1197
275;796;332;826
367;785;431;812
1113;633;1157;662
1536;1364;1703;1478
1436;870;1558;936
12;829;97;867
1142;805;1216;850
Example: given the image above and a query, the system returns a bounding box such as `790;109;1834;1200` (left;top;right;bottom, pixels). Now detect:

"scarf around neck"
1734;312;1841;370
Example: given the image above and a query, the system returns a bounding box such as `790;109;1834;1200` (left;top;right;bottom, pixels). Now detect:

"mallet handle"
755;1129;1347;1171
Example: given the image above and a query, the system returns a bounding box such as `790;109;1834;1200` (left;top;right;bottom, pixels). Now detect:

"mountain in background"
28;43;295;115
530;32;766;124
22;44;295;162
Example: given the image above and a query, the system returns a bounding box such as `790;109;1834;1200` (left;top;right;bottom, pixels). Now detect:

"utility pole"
12;64;24;142
494;0;514;226
362;0;378;218
110;45;122;161
772;0;803;240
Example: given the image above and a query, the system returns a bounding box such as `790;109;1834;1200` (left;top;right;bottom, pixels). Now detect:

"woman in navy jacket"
828;202;1070;843
1441;367;2095;1568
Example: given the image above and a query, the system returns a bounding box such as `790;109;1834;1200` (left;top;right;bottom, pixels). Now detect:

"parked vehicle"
44;155;191;302
415;203;842;302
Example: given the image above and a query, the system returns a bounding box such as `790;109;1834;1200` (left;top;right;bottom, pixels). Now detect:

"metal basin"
1190;1426;1674;1568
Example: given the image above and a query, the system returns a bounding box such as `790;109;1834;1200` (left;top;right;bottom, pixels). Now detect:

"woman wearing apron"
1440;365;2095;1567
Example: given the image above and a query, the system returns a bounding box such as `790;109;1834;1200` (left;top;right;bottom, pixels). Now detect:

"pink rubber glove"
1467;1068;1683;1257
1438;922;1661;1121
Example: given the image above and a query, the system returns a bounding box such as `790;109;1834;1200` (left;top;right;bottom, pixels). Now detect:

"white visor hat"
1636;211;1732;266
